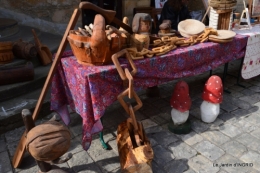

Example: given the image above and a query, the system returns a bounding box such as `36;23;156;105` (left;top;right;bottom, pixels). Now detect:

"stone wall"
0;0;207;35
123;0;151;25
0;0;81;35
189;0;205;12
1;0;80;23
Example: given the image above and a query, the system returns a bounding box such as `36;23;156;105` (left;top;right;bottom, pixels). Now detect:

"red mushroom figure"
170;81;191;125
200;75;223;123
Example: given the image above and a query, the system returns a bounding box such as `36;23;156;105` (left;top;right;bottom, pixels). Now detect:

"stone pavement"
1;59;260;173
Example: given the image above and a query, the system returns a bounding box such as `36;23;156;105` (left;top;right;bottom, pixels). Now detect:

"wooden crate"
209;7;233;30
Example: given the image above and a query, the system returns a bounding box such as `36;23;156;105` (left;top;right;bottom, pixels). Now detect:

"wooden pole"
12;8;80;168
201;6;210;23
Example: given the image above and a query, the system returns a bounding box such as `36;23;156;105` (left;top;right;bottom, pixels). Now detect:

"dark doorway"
81;0;122;27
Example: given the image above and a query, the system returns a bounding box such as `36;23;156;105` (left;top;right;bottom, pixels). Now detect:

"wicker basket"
0;41;14;64
67;30;125;66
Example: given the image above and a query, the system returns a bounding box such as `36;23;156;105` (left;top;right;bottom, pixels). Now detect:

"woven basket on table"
67;31;126;66
67;14;125;66
0;41;14;64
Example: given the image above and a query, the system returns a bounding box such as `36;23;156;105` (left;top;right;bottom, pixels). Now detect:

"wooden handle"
201;6;210;23
32;29;42;48
79;2;116;24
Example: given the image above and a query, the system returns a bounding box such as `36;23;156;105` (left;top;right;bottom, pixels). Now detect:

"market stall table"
50;34;247;150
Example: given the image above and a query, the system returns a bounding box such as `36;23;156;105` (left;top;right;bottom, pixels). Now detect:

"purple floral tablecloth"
50;34;248;150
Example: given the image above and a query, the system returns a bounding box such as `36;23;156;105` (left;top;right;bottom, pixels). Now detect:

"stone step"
0;23;64;101
0;24;63;51
0;64;51;102
0;24;41;42
0;18;19;38
0;23;70;133
0;87;52;134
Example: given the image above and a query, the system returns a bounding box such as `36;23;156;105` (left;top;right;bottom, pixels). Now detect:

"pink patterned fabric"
50;34;248;150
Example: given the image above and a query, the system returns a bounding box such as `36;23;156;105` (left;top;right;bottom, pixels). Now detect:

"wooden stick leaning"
202;6;211;23
12;8;80;168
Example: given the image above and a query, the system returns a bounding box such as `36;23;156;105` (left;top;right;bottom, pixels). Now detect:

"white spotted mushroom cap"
170;81;191;112
202;75;223;103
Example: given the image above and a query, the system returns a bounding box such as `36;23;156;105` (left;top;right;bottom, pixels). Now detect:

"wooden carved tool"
12;8;80;168
32;29;52;65
115;65;153;172
0;62;34;85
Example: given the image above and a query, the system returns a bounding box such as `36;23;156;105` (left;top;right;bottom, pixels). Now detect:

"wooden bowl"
178;19;205;38
209;30;236;40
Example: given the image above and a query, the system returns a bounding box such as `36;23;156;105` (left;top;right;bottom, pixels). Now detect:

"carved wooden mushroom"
170;81;191;125
200;75;223;123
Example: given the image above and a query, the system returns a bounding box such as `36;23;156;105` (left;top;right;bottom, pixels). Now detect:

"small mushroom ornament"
170;81;192;125
200;75;223;123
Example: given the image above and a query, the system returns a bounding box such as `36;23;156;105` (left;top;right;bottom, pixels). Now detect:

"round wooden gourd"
26;121;71;161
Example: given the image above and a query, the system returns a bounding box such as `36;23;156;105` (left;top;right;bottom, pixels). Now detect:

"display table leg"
223;63;231;93
223;59;246;93
99;131;109;149
236;57;245;88
99;118;109;149
146;86;160;97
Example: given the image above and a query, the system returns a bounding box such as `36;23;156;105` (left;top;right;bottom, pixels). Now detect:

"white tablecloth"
233;24;260;79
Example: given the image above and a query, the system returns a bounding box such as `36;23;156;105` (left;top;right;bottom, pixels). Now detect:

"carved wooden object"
0;62;34;85
0;41;14;64
112;50;154;172
12;39;37;60
32;29;53;65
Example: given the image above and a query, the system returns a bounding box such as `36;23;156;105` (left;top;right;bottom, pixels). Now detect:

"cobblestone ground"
1;59;260;173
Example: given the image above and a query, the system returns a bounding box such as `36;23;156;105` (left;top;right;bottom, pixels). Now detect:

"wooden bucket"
12;40;37;60
0;41;14;64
